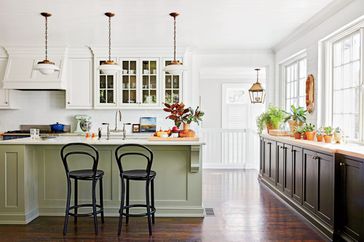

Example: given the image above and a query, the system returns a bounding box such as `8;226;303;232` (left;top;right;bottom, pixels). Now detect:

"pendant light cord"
108;15;112;61
173;15;177;62
45;15;48;61
256;69;260;83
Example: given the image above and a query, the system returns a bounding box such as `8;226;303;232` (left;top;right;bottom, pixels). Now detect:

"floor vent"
205;208;215;216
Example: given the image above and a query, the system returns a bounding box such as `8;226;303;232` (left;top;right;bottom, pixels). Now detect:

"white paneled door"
201;81;264;170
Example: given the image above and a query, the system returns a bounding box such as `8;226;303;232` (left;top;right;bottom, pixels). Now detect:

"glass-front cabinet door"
141;59;158;105
121;60;138;104
163;60;182;104
95;60;117;107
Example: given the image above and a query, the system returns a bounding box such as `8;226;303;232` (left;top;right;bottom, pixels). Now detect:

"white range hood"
2;47;68;90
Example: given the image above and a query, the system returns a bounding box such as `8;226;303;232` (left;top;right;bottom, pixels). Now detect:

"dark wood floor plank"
0;170;326;242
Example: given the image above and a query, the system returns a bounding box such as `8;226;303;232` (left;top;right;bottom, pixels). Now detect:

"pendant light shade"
163;12;187;75
34;12;59;75
99;12;121;75
249;69;266;104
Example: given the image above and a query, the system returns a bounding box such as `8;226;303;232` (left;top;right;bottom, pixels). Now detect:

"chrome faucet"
102;123;110;140
122;123;131;140
114;110;122;132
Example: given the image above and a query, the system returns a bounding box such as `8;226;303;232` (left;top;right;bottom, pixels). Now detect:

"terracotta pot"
306;131;315;141
288;120;303;136
294;132;302;139
302;133;307;140
316;135;323;142
324;135;333;143
179;123;196;138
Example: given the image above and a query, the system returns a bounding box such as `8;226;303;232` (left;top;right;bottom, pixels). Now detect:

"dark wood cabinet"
283;144;293;197
276;142;284;190
302;150;334;225
336;155;364;241
292;146;303;204
302;149;317;213
316;153;334;225
260;136;364;240
262;139;276;184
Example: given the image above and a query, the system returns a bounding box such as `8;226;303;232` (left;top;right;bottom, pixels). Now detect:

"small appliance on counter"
1;124;71;140
74;115;92;134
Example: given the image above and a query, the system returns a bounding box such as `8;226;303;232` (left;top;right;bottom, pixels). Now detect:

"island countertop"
0;136;205;146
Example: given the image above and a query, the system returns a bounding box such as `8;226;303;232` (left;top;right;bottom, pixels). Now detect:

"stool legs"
74;179;78;224
99;178;105;224
151;179;155;224
92;180;98;235
126;179;130;224
118;177;125;235
63;178;71;235
146;180;152;236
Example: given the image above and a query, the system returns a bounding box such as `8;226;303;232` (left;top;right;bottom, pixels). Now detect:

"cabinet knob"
339;162;345;166
67;101;70;104
5;101;8;104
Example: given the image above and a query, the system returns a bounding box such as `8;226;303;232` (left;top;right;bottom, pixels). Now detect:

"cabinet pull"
339;162;346;166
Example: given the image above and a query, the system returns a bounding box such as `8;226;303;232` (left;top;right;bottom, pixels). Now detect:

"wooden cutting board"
148;136;199;141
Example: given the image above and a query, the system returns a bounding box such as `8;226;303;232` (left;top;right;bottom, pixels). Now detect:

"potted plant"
163;102;204;138
323;126;333;143
334;127;343;144
316;127;324;142
304;123;316;141
256;105;287;134
285;105;307;135
180;106;204;138
293;126;304;139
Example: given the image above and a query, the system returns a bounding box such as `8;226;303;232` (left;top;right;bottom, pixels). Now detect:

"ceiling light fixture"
34;12;59;75
163;12;187;75
98;12;121;75
249;68;266;104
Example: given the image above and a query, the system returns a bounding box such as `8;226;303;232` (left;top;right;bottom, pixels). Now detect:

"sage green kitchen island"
0;137;204;224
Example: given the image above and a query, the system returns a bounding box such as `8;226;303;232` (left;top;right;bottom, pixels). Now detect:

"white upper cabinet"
162;59;183;104
66;58;93;109
90;47;188;109
0;57;17;109
2;47;67;90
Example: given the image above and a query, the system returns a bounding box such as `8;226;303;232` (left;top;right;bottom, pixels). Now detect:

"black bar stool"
60;143;105;235
115;144;156;236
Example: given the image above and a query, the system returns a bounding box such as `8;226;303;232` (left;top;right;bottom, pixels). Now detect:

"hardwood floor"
0;170;326;242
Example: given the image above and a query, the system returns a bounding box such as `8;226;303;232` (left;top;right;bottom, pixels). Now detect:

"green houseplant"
323;126;333;143
285;105;307;135
293;126;304;139
316;127;324;142
303;123;316;141
256;105;287;134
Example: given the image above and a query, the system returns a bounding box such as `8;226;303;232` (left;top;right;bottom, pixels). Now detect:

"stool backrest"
60;143;99;177
115;144;153;177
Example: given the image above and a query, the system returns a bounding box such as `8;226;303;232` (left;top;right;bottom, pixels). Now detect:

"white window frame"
320;18;364;143
279;50;307;110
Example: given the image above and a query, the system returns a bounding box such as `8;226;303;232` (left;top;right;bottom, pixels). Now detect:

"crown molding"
273;0;354;52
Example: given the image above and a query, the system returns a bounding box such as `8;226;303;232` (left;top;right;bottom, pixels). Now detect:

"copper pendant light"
98;12;121;75
163;12;187;75
34;12;60;75
249;68;266;104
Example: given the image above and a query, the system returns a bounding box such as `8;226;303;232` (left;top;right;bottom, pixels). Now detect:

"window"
284;57;307;111
332;31;361;140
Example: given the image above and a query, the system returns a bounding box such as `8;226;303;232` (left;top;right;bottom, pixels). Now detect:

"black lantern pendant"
249;68;265;104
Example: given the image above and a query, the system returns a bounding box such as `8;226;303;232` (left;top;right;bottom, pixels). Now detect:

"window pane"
284;58;307;111
333;42;342;67
299;59;307;79
352;33;360;60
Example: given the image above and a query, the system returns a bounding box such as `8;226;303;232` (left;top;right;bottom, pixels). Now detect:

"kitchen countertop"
261;134;364;159
0;136;205;146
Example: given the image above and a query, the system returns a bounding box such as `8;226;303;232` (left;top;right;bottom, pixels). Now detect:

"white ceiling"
0;0;335;50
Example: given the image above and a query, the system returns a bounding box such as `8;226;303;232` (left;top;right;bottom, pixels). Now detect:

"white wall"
274;0;364;126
